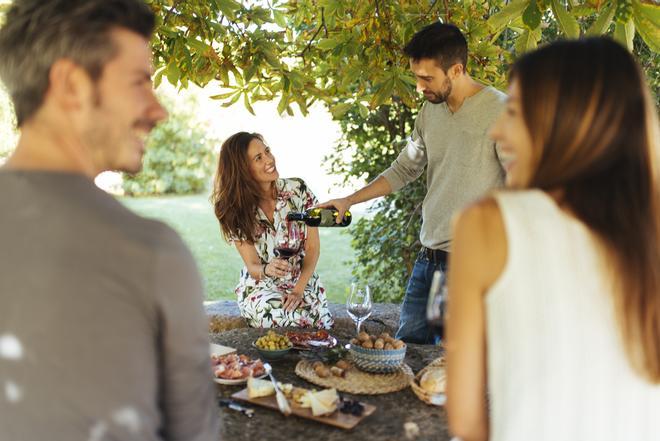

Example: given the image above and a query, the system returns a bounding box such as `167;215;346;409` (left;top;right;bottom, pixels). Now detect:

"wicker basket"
410;357;446;406
348;344;406;374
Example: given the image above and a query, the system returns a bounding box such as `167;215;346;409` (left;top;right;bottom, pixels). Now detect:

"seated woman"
446;38;660;441
211;132;334;329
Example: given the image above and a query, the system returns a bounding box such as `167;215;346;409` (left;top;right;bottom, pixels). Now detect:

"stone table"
211;327;450;441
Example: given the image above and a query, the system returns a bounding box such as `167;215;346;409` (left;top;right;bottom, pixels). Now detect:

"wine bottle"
286;208;352;227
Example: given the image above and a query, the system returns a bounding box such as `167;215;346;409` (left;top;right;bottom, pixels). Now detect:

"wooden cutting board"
209;343;237;357
231;388;376;429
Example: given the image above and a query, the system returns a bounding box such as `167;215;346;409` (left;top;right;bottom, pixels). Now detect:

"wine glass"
426;270;448;342
273;221;303;288
346;283;372;336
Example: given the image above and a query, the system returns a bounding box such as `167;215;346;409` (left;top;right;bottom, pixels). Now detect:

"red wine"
274;247;297;259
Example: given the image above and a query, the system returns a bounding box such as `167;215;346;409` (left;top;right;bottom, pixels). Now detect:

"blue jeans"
395;253;447;344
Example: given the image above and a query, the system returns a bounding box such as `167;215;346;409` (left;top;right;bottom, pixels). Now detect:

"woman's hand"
282;290;304;312
264;259;290;279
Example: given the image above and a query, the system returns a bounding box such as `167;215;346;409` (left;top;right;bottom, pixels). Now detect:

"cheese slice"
247;377;275;398
307;388;338;416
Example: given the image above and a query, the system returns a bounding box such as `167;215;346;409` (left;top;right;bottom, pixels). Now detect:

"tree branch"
443;0;451;23
300;7;326;61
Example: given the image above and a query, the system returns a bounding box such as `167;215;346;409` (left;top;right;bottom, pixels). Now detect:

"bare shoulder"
452;196;507;287
454;197;504;239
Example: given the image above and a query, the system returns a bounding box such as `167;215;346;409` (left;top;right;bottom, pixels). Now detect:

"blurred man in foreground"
0;1;219;440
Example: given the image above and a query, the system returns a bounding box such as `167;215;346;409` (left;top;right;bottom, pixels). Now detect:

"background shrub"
122;94;217;196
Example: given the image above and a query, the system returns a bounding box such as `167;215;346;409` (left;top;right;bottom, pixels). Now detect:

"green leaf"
166;62;180;86
369;78;395;108
277;94;289;114
262;48;280;68
243;93;255;115
272;9;287;28
523;0;543;30
330;102;352;119
487;0;530;32
614;19;635;51
244;64;258;82
153;67;165;90
551;0;580;38
209;91;237;100
186;37;212;54
586;1;616;35
634;0;660;28
515;27;542;54
632;1;660;52
317;38;339;50
221;92;241;107
358;103;369;119
218;66;230;85
217;0;241;20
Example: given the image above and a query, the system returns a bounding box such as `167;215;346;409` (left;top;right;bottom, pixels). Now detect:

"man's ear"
448;63;464;80
47;59;94;112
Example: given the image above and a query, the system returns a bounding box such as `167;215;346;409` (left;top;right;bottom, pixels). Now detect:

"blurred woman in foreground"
211;132;333;328
446;38;660;441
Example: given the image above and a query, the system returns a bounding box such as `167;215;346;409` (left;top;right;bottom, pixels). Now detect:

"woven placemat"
295;359;413;395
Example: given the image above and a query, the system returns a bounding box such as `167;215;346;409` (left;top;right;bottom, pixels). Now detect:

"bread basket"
410;357;446;406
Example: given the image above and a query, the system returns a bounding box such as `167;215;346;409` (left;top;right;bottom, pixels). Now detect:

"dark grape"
339;398;365;416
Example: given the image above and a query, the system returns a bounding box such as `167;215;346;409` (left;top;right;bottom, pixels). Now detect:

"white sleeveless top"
487;190;660;441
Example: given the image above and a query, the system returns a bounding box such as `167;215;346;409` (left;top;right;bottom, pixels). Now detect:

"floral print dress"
234;178;334;329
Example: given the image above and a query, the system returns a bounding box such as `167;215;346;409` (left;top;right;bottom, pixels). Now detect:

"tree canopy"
149;0;658;117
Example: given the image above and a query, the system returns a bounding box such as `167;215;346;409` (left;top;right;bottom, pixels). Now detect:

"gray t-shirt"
381;86;506;251
0;171;219;441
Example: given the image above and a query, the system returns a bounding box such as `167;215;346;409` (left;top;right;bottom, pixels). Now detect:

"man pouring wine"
318;22;506;344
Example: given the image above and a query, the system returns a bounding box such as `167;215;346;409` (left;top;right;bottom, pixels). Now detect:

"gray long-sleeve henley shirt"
380;85;507;251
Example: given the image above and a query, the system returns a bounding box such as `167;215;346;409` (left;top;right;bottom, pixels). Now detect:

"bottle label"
319;209;336;227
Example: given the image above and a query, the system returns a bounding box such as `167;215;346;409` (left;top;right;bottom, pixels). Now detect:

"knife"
263;362;292;416
218;399;255;418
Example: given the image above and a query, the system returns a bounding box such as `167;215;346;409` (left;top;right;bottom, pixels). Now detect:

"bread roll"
420;367;446;394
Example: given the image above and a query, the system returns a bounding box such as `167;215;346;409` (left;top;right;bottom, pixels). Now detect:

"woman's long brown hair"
211;132;269;243
511;38;660;382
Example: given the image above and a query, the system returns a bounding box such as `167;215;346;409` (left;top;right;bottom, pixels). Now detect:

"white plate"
213;373;267;385
209;343;236;357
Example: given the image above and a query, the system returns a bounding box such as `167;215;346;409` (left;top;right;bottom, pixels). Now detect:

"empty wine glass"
346;283;372;336
426;270;447;342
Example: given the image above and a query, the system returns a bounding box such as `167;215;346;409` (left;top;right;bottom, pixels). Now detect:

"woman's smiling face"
489;79;535;188
247;137;279;186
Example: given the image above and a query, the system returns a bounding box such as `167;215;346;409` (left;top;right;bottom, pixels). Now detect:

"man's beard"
425;77;452;104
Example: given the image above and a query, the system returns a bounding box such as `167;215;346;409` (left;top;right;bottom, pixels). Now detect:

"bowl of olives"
253;330;293;361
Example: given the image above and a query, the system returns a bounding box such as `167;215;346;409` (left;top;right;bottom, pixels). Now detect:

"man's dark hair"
403;22;468;72
0;0;155;126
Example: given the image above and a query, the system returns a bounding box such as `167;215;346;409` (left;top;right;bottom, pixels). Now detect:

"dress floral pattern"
234;178;334;329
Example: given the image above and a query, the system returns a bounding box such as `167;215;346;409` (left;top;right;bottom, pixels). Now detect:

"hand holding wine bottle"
313;197;354;224
287;207;352;227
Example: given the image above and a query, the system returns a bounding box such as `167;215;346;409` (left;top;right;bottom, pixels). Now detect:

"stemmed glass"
346;283;372;336
426;270;448;342
274;221;303;288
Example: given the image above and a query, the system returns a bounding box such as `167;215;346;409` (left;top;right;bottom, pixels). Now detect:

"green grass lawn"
121;194;355;303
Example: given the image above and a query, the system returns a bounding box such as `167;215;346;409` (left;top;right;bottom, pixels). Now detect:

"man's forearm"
347;175;393;205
